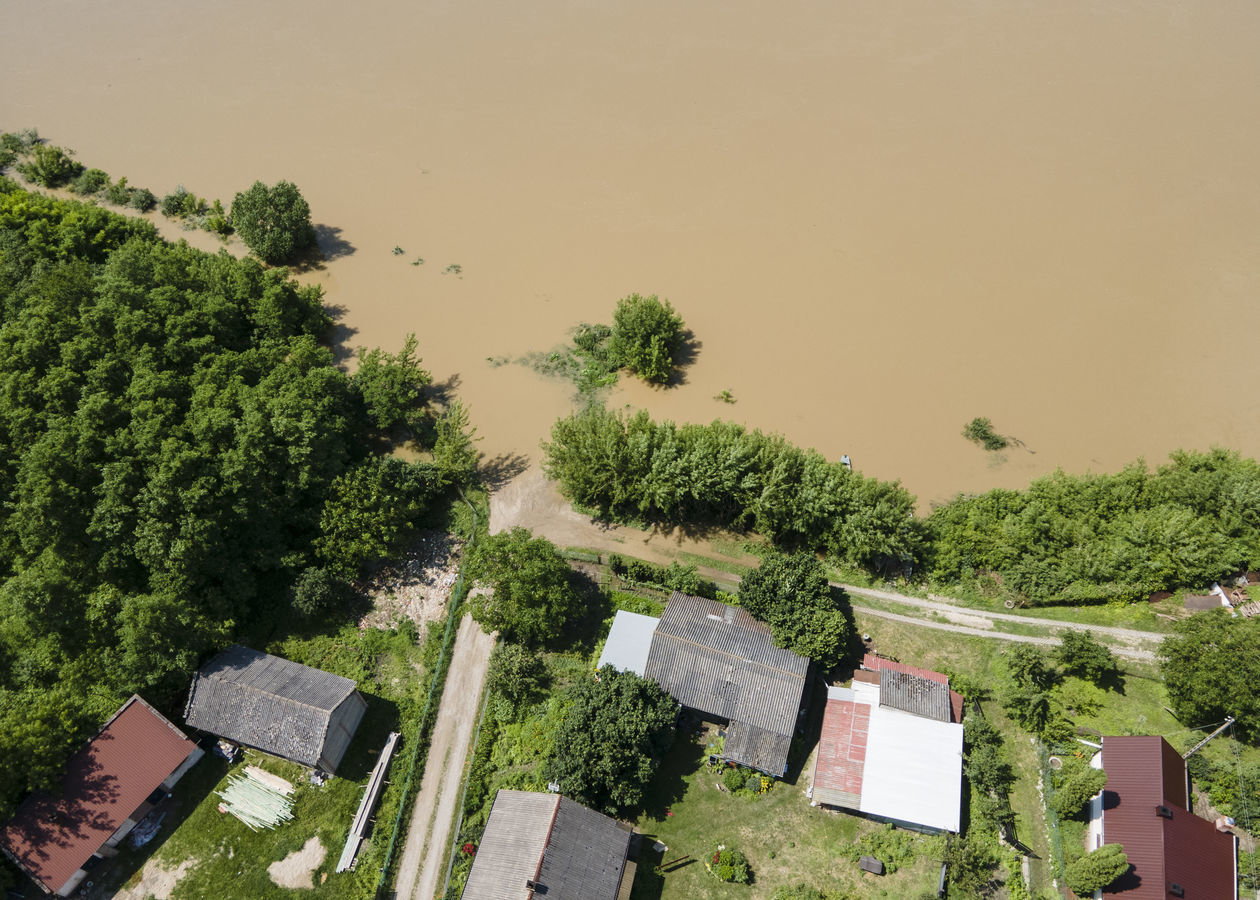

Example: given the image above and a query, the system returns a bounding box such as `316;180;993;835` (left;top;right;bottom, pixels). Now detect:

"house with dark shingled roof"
1;696;203;897
460;790;634;900
183;645;367;774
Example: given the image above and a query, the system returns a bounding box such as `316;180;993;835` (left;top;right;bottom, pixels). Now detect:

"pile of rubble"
356;531;463;631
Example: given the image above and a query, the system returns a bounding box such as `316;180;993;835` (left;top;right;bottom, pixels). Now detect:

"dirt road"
393;615;495;900
492;467;1167;660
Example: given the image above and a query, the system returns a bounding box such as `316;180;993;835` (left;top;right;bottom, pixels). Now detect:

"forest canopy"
0;180;455;817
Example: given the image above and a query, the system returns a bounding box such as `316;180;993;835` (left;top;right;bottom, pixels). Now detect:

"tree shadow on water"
664;330;701;389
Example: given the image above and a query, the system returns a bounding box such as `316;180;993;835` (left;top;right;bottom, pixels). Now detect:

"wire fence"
373;493;479;898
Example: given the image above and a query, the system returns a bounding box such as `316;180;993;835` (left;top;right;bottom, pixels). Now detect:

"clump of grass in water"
517;322;620;399
411;257;424;266
443;263;462;275
392;245;404;255
715;389;736;404
963;416;1010;451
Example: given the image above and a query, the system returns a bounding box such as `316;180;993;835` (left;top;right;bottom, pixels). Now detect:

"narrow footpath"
393;615;495;900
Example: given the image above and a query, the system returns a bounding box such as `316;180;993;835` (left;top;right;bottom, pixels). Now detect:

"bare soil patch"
267;836;326;890
108;857;196;900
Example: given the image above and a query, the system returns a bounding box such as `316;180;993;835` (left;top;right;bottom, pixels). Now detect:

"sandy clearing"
268;836;326;890
393;615;495;900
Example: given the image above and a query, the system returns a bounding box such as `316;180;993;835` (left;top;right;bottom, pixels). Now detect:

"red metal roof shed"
1100;735;1236;899
1;696;200;896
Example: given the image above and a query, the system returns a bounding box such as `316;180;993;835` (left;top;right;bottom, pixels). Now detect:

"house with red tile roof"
1088;735;1237;899
810;658;963;833
1;696;203;897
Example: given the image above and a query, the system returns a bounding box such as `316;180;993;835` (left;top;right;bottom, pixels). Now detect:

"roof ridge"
530;794;562;896
655;626;807;680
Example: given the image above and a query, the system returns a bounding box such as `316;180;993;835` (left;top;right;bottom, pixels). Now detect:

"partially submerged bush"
17;144;82;187
69;168;110;196
962;416;1009;451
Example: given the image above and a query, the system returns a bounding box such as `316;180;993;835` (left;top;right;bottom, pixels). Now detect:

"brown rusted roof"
811;689;869;809
1;696;199;894
1100;735;1237;899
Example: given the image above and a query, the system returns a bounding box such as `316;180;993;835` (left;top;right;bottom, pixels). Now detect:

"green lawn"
630;719;943;899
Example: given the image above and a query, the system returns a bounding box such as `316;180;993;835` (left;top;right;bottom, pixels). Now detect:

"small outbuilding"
184;645;367;774
1;696;203;897
461;790;634;900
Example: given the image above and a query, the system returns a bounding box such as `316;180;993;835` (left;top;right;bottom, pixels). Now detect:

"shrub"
160;185;197;218
1065;844;1129;895
962;416;1008;450
291;567;351;616
1050;766;1107;818
844;823;919;874
17;144;82;187
127;187;157;212
69;168;110;196
707;846;750;884
723;766;747;792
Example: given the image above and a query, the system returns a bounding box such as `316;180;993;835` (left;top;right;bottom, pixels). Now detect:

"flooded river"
4;0;1259;507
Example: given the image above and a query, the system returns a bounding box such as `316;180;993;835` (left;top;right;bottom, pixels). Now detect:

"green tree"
608;293;685;384
1055;630;1119;683
315;457;442;576
291;567;352;616
1159;611;1260;738
737;550;851;669
1065;844;1129;895
542;666;676;814
230;180;316;264
464;528;581;646
1050;766;1108;818
352;333;432;431
432;399;480;485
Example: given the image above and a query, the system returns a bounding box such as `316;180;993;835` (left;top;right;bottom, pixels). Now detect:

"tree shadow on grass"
638;711;706;822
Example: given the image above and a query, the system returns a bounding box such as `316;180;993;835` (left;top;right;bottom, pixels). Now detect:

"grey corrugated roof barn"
184;645;368;773
606;592;809;775
461;790;634;900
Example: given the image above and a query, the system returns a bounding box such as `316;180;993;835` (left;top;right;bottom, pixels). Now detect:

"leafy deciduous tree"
1159;611;1260;739
608;293;685;384
542;665;676;814
352;333;432;431
230;180;316;264
1055;630;1119;684
464;527;581;646
737;550;851;669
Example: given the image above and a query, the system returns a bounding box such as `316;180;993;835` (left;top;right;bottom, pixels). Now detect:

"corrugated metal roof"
1100;736;1237;899
724;722;793;776
859;705;963;833
461;791;631;900
183;645;360;767
811;691;869;810
1;696;199;894
596;611;659;676
643;593;809;776
878;669;951;722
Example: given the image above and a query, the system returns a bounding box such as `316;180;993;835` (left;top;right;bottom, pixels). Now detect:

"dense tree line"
0;181;464;817
928;450;1260;604
542;405;921;570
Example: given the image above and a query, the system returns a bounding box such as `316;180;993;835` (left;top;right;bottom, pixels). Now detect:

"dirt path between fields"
393;614;495;900
490;467;1166;662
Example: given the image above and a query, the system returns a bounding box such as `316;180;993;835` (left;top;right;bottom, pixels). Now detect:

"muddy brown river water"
4;0;1259;508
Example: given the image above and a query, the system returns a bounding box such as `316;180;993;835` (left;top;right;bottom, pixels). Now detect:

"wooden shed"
184;645;367;774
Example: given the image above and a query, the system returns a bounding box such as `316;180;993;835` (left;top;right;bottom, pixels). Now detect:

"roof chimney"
1155;805;1173;819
